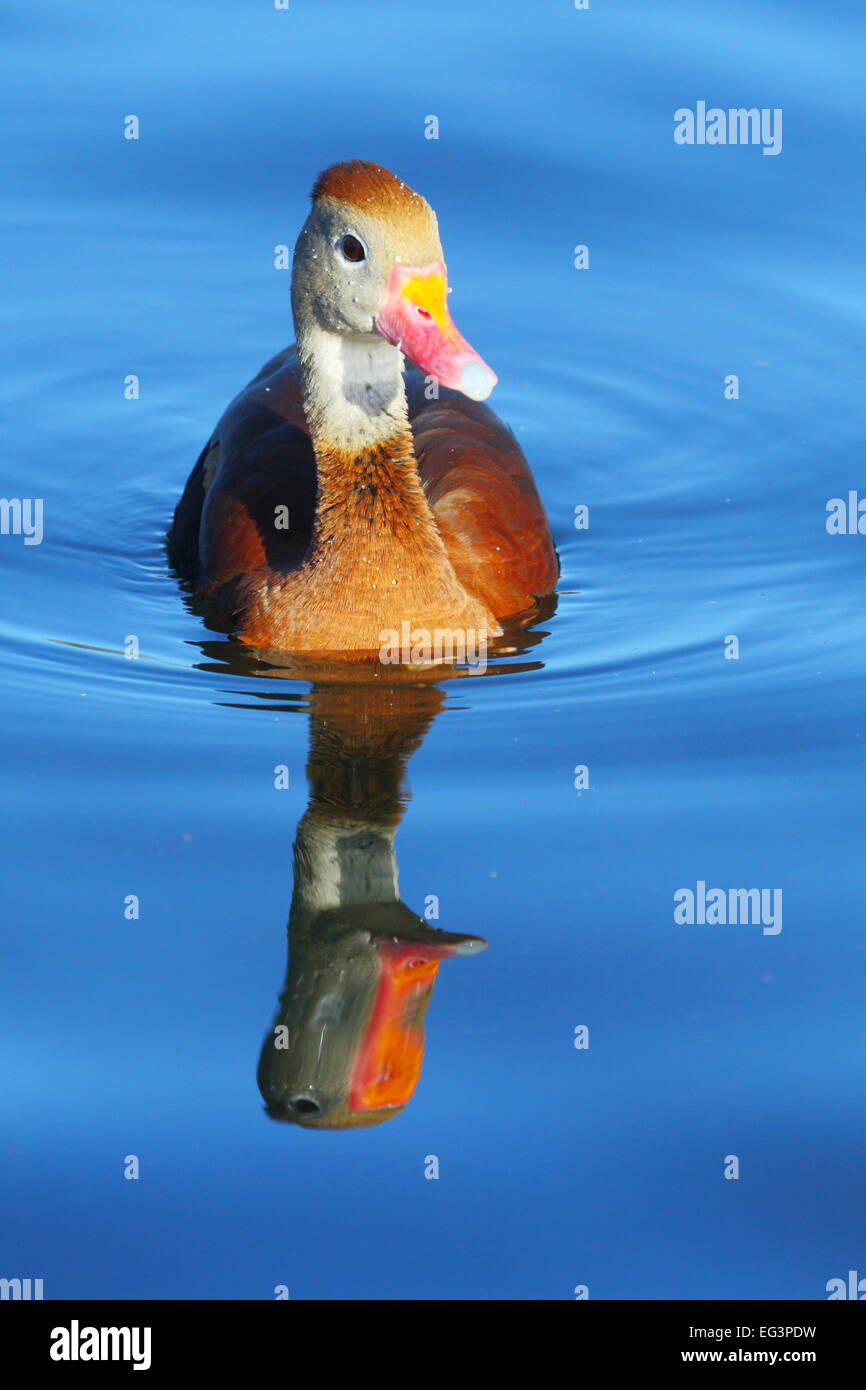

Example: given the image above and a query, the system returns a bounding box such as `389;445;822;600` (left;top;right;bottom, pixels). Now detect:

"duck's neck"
293;814;399;916
296;322;446;560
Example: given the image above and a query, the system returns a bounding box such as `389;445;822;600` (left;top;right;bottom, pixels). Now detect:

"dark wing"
167;347;316;589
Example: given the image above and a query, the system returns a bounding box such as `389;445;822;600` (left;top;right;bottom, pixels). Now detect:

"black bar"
2;1299;861;1374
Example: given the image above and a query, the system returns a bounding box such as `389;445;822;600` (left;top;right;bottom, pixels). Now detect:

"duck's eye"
337;233;366;263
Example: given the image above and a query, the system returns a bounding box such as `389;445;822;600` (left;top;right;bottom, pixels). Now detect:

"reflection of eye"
337;233;366;263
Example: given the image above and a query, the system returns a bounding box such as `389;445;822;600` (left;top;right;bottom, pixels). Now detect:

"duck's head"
291;159;497;402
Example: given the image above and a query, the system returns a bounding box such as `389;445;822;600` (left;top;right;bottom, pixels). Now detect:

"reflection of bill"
257;682;487;1129
351;944;445;1111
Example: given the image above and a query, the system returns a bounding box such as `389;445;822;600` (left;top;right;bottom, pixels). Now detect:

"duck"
168;160;558;656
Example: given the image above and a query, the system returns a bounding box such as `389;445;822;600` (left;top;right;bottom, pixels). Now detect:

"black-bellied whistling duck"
168;160;558;656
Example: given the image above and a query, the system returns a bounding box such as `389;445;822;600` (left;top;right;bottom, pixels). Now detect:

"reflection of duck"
169;159;557;655
258;682;486;1128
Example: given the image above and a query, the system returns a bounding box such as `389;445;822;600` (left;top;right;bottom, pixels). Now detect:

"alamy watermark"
674;103;782;156
0;1276;43;1299
50;1322;151;1371
0;497;43;545
379;622;489;671
674;880;782;935
826;1269;866;1299
826;492;865;534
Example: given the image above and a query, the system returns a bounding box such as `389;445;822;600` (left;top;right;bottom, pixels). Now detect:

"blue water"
2;0;863;1299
